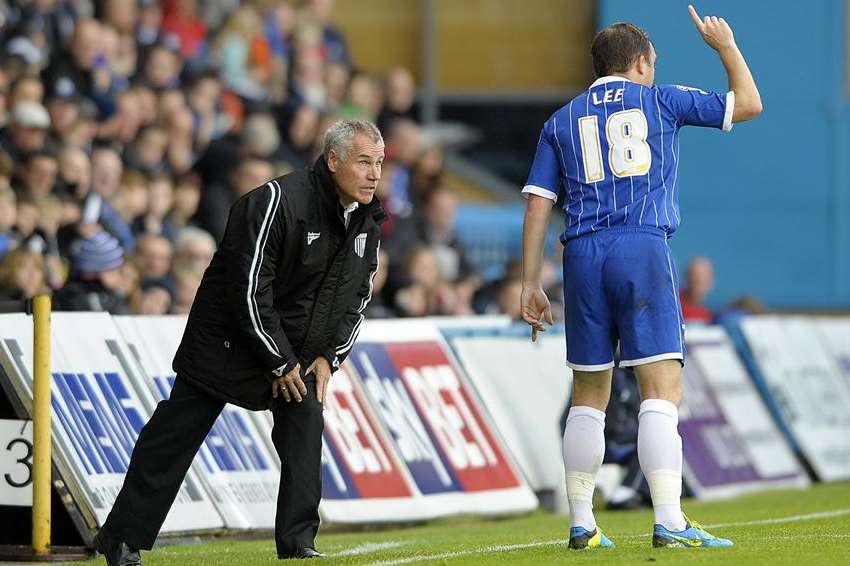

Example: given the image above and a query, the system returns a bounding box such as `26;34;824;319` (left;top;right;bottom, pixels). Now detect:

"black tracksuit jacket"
173;157;385;410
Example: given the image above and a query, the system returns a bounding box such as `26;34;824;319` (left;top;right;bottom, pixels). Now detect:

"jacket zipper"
300;211;365;359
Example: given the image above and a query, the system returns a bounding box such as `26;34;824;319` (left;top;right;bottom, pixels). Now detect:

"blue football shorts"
562;226;685;371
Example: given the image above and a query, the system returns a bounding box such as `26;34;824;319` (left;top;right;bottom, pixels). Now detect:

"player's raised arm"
688;4;762;122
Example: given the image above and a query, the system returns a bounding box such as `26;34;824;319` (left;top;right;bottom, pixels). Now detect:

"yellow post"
32;295;51;554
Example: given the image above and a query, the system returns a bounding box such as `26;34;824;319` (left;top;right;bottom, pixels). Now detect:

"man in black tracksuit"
94;120;387;564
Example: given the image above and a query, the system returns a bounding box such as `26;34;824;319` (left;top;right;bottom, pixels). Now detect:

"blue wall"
598;0;849;308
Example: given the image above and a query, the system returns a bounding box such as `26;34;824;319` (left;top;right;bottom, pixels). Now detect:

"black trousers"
102;375;324;556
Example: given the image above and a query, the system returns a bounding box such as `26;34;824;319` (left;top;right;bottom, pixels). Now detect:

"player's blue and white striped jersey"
523;76;734;241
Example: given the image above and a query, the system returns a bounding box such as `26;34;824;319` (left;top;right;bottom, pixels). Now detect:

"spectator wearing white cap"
0;100;50;161
5;37;44;70
11;100;50;129
53;230;130;313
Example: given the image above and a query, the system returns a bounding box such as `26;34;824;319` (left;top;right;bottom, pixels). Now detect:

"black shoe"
279;547;326;559
93;529;142;566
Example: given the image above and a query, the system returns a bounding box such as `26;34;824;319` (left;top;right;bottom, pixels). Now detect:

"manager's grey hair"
322;119;383;161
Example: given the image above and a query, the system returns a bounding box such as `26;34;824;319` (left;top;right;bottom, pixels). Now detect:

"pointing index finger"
688;4;703;29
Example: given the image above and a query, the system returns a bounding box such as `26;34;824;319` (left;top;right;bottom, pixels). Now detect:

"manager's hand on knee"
272;363;307;403
307;356;332;405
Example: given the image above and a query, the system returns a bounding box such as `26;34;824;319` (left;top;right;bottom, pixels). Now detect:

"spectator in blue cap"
52;229;130;313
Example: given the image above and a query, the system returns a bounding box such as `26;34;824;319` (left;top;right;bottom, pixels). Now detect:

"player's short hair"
590;22;653;78
323;119;383;161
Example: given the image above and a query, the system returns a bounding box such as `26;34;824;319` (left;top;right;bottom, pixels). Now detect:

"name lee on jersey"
592;88;625;105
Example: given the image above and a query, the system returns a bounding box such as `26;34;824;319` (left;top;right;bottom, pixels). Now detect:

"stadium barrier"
0;298;99;561
0;314;537;542
447;328;572;512
446;323;809;507
2;312;845;543
733;315;850;481
0;312;225;539
114;316;281;529
678;325;808;496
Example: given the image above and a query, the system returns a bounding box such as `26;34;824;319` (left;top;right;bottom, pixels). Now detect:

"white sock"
563;405;605;531
638;399;686;531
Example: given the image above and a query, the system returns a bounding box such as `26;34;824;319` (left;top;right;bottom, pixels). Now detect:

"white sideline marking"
333;541;408;556
616;507;850;540
706;508;850;528
758;535;850;540
363;508;850;566
365;541;560;566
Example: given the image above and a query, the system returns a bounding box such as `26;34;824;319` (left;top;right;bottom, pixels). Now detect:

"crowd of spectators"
679;256;765;324
0;0;547;320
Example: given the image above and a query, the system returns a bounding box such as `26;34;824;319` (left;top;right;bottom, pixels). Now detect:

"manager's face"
328;134;384;207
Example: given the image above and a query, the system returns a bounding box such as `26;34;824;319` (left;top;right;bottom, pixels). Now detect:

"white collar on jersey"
589;75;634;89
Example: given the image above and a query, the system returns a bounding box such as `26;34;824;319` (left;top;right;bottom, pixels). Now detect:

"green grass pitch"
75;482;850;565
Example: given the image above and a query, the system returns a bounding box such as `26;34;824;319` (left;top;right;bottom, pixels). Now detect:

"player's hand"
306;356;332;405
271;363;306;403
688;5;735;51
521;284;554;342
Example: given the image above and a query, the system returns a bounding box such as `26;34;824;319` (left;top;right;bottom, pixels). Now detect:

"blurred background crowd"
0;0;559;320
0;0;771;326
